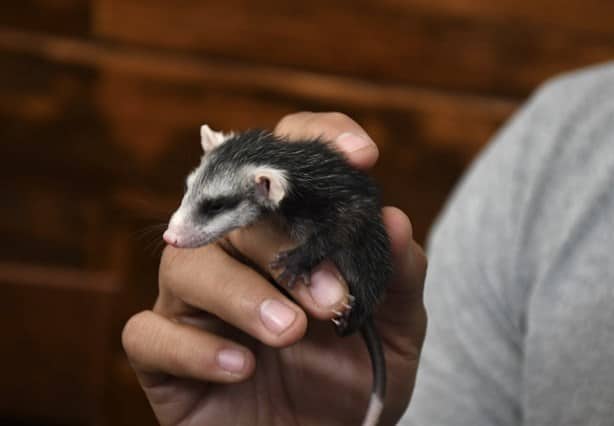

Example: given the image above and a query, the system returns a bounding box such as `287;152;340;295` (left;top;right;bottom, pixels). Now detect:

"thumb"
377;207;427;357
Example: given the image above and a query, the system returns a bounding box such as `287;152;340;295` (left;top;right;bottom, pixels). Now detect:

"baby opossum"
164;125;393;426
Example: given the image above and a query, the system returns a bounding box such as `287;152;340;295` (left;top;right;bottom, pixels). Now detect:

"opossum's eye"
200;197;240;216
206;201;224;214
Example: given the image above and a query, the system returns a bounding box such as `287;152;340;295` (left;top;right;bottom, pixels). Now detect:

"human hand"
122;112;427;425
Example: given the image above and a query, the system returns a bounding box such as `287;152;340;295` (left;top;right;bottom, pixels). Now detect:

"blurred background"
1;1;613;425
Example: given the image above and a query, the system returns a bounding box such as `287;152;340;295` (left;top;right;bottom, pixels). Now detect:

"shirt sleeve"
398;62;614;426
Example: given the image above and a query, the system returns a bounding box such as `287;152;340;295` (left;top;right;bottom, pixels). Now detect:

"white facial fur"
164;127;289;248
165;198;261;248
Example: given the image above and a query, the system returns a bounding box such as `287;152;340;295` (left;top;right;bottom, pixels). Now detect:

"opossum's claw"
332;294;354;334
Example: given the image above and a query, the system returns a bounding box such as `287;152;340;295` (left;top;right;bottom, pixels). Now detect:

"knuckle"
224;228;249;256
121;310;152;356
274;111;312;134
322;111;353;126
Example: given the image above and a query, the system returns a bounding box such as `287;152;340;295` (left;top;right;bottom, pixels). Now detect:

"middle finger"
157;244;308;347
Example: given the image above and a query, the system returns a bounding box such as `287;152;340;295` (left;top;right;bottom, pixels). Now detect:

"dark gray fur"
201;130;392;333
182;129;392;424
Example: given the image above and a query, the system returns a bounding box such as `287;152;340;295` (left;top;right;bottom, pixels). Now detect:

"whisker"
133;223;169;258
133;223;168;239
145;238;167;257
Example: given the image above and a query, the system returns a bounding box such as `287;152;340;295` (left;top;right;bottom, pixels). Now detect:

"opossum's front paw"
270;249;311;289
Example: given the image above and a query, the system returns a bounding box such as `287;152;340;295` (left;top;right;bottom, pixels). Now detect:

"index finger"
274;112;379;169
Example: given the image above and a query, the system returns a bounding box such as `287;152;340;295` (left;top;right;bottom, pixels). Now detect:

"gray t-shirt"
399;63;614;426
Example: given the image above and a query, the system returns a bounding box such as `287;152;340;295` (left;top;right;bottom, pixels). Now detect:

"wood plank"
0;48;131;187
93;0;614;96
1;0;90;36
0;262;119;293
0;29;517;241
1;183;105;268
0;264;119;425
0;28;516;151
395;0;614;35
0;43;138;269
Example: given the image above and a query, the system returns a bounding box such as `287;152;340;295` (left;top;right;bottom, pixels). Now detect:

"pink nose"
163;229;180;247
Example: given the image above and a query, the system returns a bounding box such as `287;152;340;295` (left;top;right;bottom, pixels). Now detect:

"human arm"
400;64;614;425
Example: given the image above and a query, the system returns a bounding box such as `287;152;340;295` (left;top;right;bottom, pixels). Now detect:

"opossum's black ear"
200;124;233;154
253;167;288;206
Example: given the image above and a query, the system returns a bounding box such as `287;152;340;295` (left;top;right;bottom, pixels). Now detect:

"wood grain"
94;0;614;96
1;0;90;36
0;31;516;240
394;0;614;35
0;263;118;425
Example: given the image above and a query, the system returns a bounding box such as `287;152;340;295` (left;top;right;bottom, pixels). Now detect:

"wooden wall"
1;1;612;424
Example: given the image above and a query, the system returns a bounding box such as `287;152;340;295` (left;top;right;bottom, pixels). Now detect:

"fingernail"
259;299;297;335
217;349;246;373
336;132;372;152
309;268;345;307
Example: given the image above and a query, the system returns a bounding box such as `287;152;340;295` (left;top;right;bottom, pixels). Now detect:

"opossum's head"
163;125;289;248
